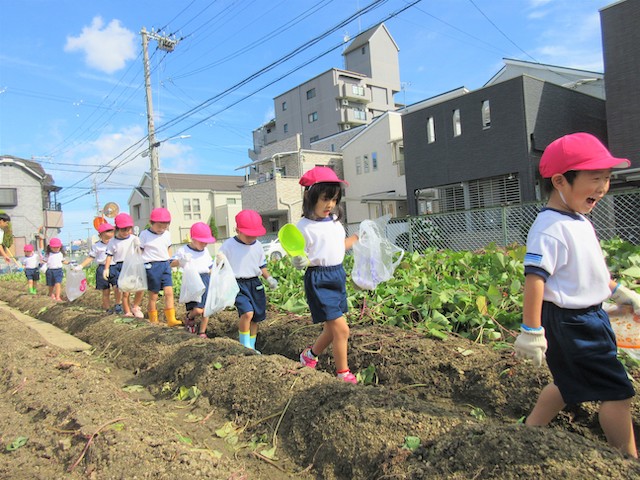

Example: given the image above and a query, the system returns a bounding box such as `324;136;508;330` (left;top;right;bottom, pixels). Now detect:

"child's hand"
102;268;110;281
179;253;192;267
514;326;547;367
611;284;640;314
73;265;83;272
266;277;278;289
292;256;310;270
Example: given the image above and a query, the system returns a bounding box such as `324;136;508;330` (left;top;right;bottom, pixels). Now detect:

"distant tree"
208;216;219;239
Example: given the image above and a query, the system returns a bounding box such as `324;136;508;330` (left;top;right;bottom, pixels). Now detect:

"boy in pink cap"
21;244;41;294
43;237;68;301
515;132;639;457
219;210;278;351
75;222;116;312
172;222;217;338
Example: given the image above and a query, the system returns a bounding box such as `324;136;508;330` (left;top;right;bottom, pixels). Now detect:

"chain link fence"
347;189;640;252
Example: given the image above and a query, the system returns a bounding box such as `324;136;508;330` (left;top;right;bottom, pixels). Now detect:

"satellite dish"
102;202;120;218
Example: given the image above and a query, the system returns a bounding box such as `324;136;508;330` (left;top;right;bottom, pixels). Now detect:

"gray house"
401;75;607;216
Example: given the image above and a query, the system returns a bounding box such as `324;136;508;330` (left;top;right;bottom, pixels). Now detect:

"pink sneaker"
299;348;318;369
123;312;135;318
132;306;144;319
337;371;358;384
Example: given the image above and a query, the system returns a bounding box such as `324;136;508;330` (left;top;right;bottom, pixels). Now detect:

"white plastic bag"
204;254;239;317
179;262;206;304
351;215;404;290
118;245;148;292
65;266;88;301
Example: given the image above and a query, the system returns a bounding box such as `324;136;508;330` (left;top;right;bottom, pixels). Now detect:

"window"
354;108;366;120
482;100;491;129
282;101;287;111
308;112;318;123
192;198;201;220
183;198;192;220
363;154;370;173
0;188;17;207
330;143;335;152
133;204;141;220
306;88;316;100
452;109;462;137
396;146;405;176
356;156;362;175
351;84;365;96
183;198;201;220
309;135;319;142
372;152;378;171
361;46;366;54
426;117;435;143
283;123;288;134
226;198;237;205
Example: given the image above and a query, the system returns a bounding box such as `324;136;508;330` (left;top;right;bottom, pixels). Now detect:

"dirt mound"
1;281;639;479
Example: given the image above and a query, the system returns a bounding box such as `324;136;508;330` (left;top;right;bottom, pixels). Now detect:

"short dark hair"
0;213;10;222
301;183;344;221
542;170;578;197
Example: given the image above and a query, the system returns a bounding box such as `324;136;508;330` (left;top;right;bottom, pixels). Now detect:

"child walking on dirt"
43;237;67;301
515;132;640;457
75;222;115;312
172;222;217;338
0;213;11;264
21;244;40;294
219;210;278;352
104;213;144;317
292;167;359;384
139;208;181;327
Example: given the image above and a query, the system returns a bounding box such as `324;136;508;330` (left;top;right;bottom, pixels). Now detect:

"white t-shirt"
297;216;346;267
139;229;172;262
175;244;213;274
524;208;611;309
106;235;139;263
22;253;40;269
219;237;266;278
89;241;109;265
45;251;64;269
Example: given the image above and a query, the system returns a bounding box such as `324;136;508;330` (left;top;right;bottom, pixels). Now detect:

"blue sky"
0;0;611;241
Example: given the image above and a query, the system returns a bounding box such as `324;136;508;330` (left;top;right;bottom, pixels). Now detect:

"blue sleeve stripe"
524;265;549;281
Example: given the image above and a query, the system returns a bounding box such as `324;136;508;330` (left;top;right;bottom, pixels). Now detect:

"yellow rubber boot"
148;310;159;324
165;308;182;327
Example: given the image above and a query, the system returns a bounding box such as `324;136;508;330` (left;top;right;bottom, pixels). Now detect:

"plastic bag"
117;245;148;292
179;262;206;304
204;254;239;317
65;266;88;302
351;214;404;290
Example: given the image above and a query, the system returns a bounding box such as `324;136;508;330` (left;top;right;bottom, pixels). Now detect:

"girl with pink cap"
172;222;217;338
21;243;41;295
75;222;116;312
43;237;68;301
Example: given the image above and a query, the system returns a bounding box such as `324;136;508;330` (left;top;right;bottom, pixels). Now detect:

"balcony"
341;83;370;102
241;175;301;216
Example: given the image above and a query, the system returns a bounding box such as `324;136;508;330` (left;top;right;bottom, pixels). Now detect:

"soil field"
0;279;639;479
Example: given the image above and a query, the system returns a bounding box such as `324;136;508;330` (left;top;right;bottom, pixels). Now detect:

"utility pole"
140;27;178;209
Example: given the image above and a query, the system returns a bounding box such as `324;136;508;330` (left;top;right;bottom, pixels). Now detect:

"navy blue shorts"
45;267;63;286
25;268;40;281
95;264;110;290
107;262;123;287
304;265;348;324
186;273;210;312
235;277;266;322
542;301;635;404
145;260;173;293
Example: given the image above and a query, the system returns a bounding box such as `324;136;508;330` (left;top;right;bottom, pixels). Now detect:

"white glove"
179;253;193;268
292;256;310;270
514;326;547;367
266;277;278;289
216;253;226;265
611;284;640;315
73;265;83;272
103;268;110;281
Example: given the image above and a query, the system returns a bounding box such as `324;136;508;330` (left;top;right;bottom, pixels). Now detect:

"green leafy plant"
402;435;421;451
175;385;201;402
6;436;28;451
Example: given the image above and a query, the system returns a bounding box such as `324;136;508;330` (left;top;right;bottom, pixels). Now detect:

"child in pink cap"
219;210;278;352
21;244;41;294
43;237;68;301
172;222;217;338
515;132;639;457
75;222;116;312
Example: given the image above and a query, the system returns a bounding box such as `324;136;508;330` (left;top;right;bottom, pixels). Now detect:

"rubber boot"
148;310;159;324
250;335;257;350
239;331;251;348
165;308;182;327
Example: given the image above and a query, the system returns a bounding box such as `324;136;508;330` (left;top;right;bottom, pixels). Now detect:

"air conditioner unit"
341;99;349;106
344;124;351;130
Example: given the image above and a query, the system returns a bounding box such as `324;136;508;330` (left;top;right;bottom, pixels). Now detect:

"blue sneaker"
114;304;124;315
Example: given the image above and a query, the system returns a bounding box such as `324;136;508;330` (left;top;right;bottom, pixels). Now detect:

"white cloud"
64;16;136;74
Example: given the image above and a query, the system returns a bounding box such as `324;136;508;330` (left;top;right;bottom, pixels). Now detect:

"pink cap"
114;212;134;229
299;166;349;187
539;132;630;178
49;237;62;248
98;222;115;233
190;222;216;243
24;244;34;252
235;210;266;236
150;207;171;223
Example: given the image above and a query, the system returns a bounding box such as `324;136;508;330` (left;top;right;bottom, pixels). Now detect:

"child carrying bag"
118;244;148;292
179;261;206;304
65;266;87;302
204;254;239;317
352;214;404;290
